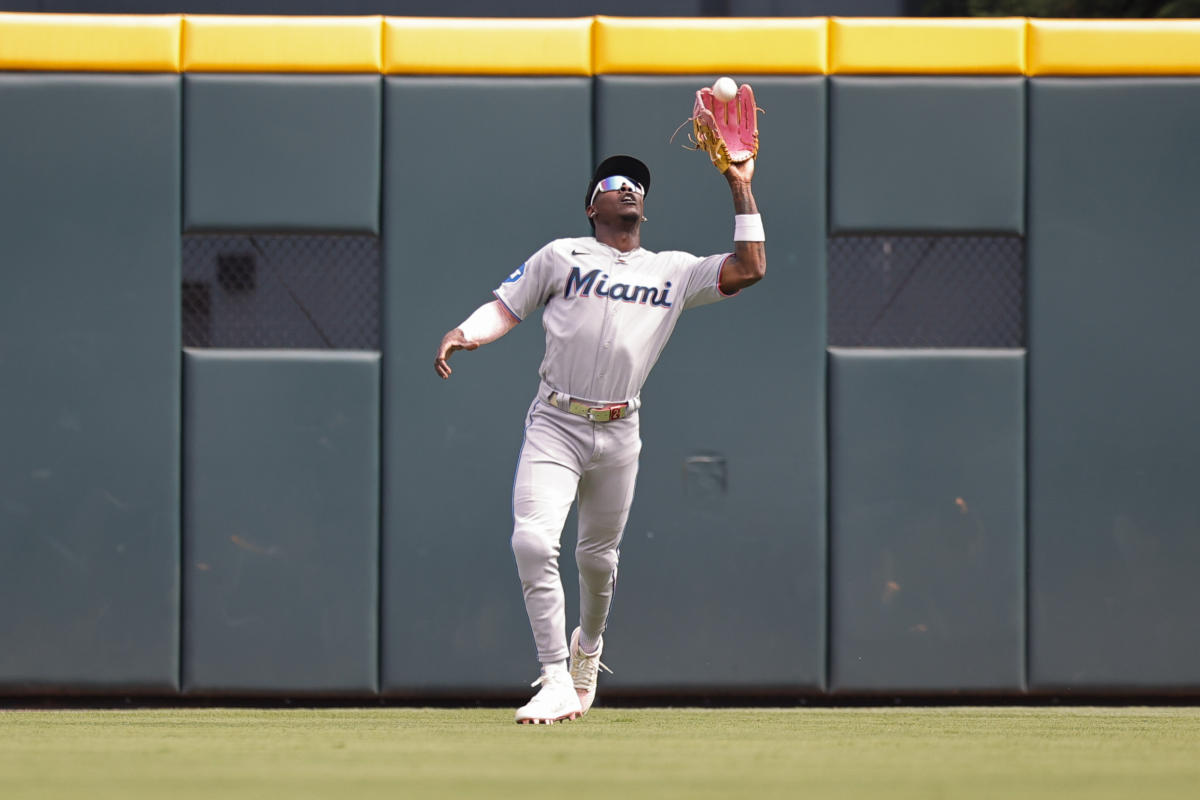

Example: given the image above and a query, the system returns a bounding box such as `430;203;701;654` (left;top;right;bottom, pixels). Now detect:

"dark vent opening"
828;235;1025;348
182;233;380;350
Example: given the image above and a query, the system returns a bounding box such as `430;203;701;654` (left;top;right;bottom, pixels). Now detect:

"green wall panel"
0;75;181;692
1028;79;1200;691
593;77;827;690
829;349;1025;693
184;75;381;233
4;66;1195;699
830;77;1025;234
381;78;592;692
183;350;379;695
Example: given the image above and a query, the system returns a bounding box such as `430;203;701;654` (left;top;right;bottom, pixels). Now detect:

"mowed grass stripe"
0;707;1197;799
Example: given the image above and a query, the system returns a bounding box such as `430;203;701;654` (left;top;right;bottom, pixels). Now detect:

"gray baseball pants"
510;395;641;665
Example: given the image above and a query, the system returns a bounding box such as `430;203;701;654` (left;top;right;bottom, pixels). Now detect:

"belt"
547;390;632;423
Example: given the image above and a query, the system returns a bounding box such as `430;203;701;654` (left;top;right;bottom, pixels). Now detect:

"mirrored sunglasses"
590;175;645;205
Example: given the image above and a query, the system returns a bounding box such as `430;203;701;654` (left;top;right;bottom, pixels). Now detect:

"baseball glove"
689;83;759;172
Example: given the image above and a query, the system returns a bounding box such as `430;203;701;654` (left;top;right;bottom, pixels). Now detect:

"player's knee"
576;546;617;581
511;527;557;570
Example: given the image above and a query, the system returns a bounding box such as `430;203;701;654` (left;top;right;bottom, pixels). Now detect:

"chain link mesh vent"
828;235;1024;348
182;234;380;350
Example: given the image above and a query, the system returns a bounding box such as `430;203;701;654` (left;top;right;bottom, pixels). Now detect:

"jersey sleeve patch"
503;262;527;284
494;243;556;320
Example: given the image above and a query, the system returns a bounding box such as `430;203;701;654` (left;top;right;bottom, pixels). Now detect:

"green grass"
1;707;1198;799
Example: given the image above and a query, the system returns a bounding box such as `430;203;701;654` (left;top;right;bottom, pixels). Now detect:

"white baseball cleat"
568;627;613;714
515;666;583;725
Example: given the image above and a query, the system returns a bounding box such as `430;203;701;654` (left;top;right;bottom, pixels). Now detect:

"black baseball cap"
585;155;651;208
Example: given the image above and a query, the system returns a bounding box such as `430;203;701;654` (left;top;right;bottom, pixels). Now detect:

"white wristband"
734;213;765;242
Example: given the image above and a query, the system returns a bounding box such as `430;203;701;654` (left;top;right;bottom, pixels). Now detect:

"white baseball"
712;76;738;103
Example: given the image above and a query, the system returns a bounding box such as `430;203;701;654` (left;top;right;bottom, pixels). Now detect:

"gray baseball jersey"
493;236;736;404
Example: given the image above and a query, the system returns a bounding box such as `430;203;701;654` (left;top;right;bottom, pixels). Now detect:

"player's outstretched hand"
434;328;478;379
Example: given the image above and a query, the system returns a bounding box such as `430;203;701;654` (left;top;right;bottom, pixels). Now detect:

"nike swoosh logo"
571;249;589;256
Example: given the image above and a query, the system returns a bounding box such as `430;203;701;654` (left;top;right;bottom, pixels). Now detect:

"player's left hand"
434;328;478;380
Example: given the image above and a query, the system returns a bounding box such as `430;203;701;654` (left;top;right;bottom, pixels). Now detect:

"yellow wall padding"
829;17;1026;74
592;16;827;75
181;15;383;72
6;15;1200;76
1028;19;1200;76
0;12;181;72
383;17;592;75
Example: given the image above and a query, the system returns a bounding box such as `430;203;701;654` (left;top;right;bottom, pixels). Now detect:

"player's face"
589;176;644;223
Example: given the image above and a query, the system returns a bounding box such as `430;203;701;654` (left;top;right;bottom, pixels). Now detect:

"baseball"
712;76;738;102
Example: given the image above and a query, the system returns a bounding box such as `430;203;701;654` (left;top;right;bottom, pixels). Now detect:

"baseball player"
434;153;765;724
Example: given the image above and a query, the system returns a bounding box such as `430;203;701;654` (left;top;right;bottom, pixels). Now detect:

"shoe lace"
529;669;573;690
569;648;614;685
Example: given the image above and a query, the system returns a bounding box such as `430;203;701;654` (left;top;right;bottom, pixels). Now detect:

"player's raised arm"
434;299;520;379
717;158;765;295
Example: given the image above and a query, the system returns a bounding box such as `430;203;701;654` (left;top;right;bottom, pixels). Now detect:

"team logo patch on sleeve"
503;263;527;284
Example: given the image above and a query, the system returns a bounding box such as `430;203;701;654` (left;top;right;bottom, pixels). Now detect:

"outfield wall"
1;15;1199;698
